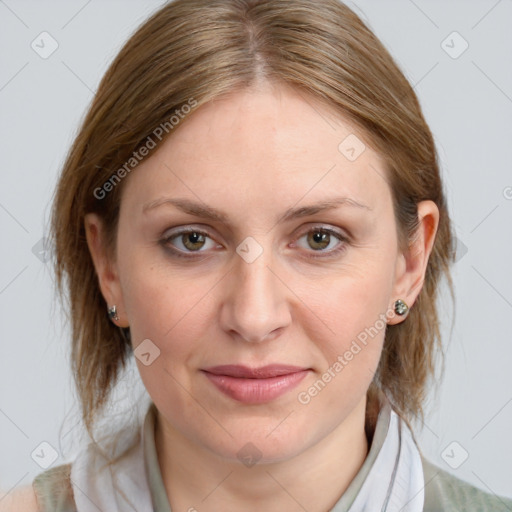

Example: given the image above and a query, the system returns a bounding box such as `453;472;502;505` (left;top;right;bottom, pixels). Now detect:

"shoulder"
0;485;39;512
422;457;512;511
30;463;76;512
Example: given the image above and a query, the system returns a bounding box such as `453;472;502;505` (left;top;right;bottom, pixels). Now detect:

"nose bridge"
220;239;291;343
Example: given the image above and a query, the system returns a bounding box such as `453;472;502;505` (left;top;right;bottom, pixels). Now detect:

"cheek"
294;284;389;427
117;233;200;333
117;250;224;385
305;252;394;346
119;261;216;414
297;252;395;399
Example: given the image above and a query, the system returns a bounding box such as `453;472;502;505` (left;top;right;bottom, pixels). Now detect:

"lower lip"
202;370;310;404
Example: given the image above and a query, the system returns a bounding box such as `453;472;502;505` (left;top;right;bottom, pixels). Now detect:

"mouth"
201;364;311;404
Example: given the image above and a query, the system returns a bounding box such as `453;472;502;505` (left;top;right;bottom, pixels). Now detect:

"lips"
203;364;308;379
201;364;311;404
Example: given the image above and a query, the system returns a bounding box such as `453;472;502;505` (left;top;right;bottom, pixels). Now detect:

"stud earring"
394;299;409;316
108;305;119;321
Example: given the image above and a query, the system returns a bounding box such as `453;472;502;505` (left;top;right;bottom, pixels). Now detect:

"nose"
219;246;292;343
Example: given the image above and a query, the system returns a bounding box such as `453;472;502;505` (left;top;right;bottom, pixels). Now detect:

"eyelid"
293;224;350;243
162;225;213;239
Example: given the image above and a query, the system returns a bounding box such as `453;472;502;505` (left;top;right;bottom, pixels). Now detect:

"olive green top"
32;403;512;511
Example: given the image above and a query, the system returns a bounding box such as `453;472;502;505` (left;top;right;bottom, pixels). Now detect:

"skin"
0;487;38;512
85;81;439;512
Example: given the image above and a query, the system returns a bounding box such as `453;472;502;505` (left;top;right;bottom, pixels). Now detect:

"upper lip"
202;364;309;379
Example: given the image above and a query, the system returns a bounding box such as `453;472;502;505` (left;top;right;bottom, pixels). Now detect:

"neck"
155;397;371;512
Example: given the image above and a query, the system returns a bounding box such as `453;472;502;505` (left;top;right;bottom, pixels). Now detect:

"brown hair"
51;0;455;441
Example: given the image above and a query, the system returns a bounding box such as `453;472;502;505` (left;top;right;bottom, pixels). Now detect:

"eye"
293;227;348;256
160;225;348;260
161;228;219;255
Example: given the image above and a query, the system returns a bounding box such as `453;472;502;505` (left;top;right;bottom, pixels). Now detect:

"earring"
394;299;409;316
108;305;119;321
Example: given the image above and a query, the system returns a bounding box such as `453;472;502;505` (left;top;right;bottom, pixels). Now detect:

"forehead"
122;83;391;217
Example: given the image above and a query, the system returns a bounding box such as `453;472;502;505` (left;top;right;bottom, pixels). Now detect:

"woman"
6;0;511;510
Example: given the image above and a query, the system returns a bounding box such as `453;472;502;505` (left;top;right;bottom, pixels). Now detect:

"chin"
197;415;321;466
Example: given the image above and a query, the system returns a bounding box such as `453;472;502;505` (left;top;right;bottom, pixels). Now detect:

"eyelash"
160;226;349;260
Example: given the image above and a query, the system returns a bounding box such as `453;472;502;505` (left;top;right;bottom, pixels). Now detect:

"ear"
387;200;439;325
84;213;129;328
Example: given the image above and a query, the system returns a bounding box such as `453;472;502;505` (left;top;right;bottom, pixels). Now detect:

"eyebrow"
142;196;372;223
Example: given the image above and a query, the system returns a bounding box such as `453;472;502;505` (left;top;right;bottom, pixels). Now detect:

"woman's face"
93;83;430;463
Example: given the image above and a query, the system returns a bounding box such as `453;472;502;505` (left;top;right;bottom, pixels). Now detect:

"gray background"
1;0;511;501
